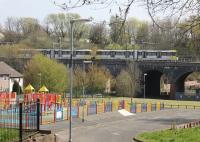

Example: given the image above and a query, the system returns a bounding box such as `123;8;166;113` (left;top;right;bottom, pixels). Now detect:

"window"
147;52;156;56
138;52;142;55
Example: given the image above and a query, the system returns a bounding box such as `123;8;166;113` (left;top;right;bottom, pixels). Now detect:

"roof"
0;61;23;77
24;84;35;92
39;85;49;93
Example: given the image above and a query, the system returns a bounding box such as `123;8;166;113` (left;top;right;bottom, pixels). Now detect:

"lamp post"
144;73;147;98
69;18;91;142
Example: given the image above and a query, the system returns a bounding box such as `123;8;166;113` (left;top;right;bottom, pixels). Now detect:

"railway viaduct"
1;52;200;99
58;58;200;99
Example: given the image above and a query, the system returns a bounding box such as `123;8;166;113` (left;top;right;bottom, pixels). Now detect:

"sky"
0;0;151;25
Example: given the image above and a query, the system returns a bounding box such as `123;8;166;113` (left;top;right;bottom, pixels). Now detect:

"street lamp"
69;18;91;142
144;73;147;98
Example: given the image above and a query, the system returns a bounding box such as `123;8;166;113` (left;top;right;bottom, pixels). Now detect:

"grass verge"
0;128;19;142
135;127;200;142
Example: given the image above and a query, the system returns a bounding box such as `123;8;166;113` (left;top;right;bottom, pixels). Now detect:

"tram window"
62;51;70;55
147;52;156;56
104;52;110;55
161;52;171;56
97;51;102;55
116;52;123;56
124;52;130;57
161;52;166;56
172;52;176;56
142;52;146;58
110;51;116;57
138;52;142;55
157;52;161;58
85;51;90;55
76;51;81;55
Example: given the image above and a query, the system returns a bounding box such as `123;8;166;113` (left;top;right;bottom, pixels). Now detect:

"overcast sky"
0;0;150;24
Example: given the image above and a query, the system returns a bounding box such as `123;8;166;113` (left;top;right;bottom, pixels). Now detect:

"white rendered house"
0;62;23;92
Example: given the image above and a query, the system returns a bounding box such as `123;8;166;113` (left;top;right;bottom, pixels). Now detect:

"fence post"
146;103;147;112
77;105;80;118
37;99;40;131
104;101;106;112
111;102;113;112
96;102;98;114
54;95;56;123
54;103;56;123
87;104;89;116
40;104;43;125
19;102;23;142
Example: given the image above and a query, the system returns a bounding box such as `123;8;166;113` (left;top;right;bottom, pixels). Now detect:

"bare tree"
44;13;89;41
89;22;108;45
53;0;200;31
19;18;41;36
4;17;22;42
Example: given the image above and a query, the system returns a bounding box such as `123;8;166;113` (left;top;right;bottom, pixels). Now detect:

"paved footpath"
41;109;200;142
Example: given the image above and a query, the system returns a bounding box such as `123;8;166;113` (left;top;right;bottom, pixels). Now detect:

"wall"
0;75;10;92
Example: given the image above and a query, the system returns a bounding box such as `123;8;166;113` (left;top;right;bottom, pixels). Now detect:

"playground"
1;88;200;126
0;90;167;126
1;89;200;142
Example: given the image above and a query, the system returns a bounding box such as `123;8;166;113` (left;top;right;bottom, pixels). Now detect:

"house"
0;61;23;92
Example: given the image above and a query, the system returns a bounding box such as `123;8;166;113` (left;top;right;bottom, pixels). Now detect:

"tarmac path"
41;109;200;142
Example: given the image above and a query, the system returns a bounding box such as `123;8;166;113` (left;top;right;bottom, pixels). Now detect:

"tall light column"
69;18;91;142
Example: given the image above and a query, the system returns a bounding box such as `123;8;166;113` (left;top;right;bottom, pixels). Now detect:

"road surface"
41;109;200;142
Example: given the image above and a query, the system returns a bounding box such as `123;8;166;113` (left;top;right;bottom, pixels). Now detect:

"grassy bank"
135;127;200;142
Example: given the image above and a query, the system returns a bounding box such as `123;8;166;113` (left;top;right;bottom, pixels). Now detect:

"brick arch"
169;71;193;99
143;70;163;98
175;72;193;92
